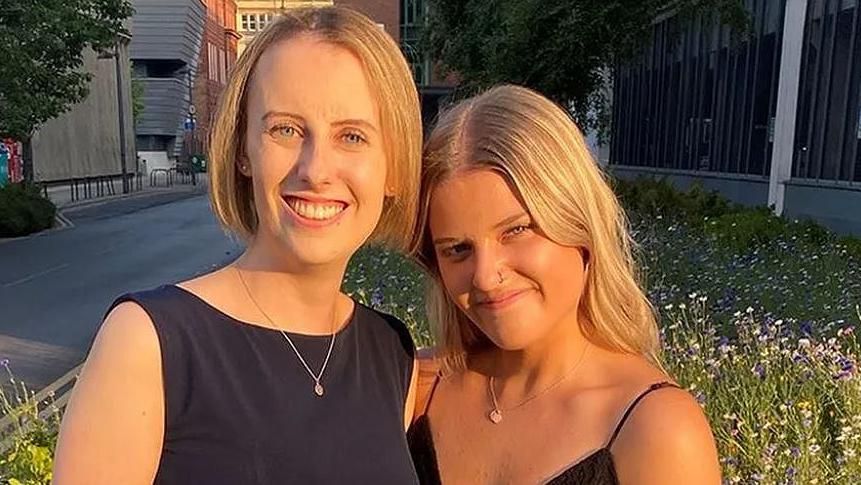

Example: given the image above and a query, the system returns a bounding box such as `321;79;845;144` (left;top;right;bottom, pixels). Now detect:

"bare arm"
612;387;721;485
53;302;165;485
404;354;419;430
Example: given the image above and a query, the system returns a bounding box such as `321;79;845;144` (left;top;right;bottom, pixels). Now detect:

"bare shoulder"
100;300;159;342
53;301;164;484
611;383;721;485
75;300;163;406
411;347;442;422
416;347;441;386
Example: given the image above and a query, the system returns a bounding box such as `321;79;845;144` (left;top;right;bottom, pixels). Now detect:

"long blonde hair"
208;6;422;252
413;84;661;373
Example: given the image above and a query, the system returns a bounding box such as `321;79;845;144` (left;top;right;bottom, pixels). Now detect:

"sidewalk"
49;177;209;210
58;178;209;223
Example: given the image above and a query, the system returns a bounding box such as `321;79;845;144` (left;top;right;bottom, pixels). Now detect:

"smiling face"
429;169;589;351
242;34;388;266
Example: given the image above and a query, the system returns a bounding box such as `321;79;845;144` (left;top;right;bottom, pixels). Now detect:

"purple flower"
753;362;766;379
370;287;384;307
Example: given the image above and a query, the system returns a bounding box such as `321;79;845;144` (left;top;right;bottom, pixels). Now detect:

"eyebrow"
261;111;378;133
493;212;530;229
332;119;379;134
262;110;305;123
431;212;530;246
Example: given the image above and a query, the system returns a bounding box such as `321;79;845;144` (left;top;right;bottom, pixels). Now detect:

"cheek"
514;242;585;302
346;153;387;201
438;263;472;310
255;145;296;187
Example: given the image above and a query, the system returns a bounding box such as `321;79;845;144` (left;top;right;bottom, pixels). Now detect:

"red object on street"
2;139;22;183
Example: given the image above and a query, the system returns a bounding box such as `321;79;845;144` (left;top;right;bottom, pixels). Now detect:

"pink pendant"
314;383;324;396
489;409;503;424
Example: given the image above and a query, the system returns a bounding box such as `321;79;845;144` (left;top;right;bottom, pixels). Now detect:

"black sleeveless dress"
110;285;418;484
407;378;679;484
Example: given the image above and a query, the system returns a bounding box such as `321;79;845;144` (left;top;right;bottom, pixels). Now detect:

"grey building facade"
131;0;206;170
31;42;136;185
610;0;861;235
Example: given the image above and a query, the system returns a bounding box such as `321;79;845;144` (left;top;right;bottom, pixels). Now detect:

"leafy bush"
0;363;60;485
612;176;737;224
704;208;790;253
0;184;56;238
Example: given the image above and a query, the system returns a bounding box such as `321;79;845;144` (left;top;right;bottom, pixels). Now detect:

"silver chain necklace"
236;267;336;397
487;342;590;424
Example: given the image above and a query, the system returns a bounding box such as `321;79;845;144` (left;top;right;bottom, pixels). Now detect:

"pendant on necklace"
314;383;324;397
488;408;503;424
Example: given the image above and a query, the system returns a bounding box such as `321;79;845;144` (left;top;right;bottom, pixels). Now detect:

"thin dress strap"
607;381;680;448
421;374;443;416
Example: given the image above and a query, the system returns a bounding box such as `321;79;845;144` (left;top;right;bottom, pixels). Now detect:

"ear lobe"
237;158;251;177
384;186;396;197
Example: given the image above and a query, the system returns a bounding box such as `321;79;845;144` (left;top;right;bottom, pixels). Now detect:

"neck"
474;308;590;402
235;237;350;334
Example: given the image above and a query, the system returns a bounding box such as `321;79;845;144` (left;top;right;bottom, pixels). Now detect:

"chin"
477;322;548;352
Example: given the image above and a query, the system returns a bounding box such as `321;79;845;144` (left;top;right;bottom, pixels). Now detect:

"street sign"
0;144;8;187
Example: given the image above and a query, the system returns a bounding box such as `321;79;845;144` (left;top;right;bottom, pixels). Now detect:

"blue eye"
342;131;367;144
270;124;298;139
505;224;532;238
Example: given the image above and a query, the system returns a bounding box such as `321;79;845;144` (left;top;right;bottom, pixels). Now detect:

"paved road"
0;193;243;388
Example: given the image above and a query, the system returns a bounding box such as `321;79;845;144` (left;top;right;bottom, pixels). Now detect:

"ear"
580;247;591;273
384;185;396;197
237;157;251;177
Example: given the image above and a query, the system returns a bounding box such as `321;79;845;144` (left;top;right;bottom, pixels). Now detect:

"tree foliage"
424;0;750;135
0;0;134;140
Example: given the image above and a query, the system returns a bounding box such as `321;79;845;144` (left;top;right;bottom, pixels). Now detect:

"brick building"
187;0;241;159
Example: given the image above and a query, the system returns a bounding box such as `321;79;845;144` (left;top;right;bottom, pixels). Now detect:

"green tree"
424;0;749;136
0;0;134;180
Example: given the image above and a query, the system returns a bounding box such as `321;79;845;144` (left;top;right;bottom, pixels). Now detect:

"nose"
471;242;507;292
295;135;334;188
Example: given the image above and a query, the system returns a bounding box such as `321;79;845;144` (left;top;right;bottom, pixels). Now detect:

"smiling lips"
476;289;531;311
283;195;347;223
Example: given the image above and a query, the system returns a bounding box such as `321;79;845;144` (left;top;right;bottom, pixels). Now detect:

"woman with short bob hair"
408;85;720;484
54;7;423;484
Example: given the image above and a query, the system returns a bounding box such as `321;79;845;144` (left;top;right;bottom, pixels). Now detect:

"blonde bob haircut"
209;6;422;251
414;84;661;373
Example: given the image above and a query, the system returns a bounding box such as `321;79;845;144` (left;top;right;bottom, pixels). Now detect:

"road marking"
1;263;71;288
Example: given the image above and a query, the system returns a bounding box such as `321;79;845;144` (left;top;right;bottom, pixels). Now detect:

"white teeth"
286;198;344;221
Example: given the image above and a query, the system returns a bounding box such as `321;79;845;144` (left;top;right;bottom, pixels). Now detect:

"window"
208;43;218;81
260;13;273;30
219;48;226;84
240;12;276;32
